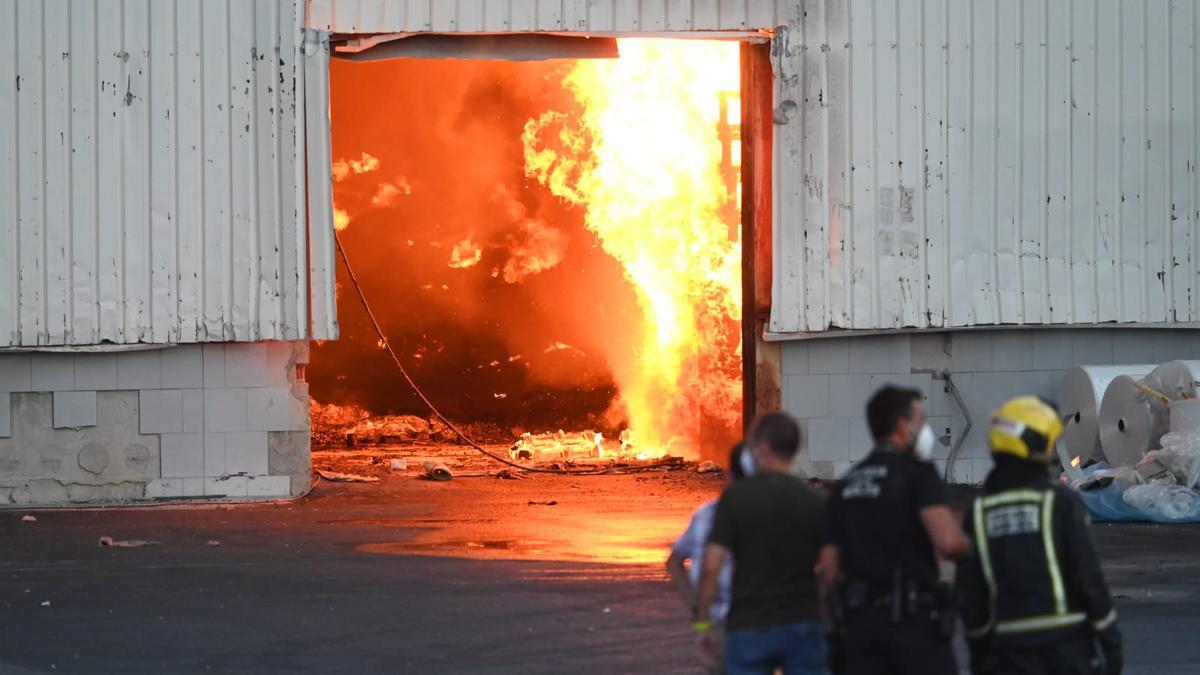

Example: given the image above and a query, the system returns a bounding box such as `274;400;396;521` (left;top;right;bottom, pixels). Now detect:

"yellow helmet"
988;396;1064;463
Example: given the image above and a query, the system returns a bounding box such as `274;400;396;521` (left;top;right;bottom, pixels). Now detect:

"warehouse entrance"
309;37;770;477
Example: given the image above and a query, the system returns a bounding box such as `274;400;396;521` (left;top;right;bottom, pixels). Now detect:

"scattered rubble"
317;470;380;483
98;536;159;548
696;461;720;474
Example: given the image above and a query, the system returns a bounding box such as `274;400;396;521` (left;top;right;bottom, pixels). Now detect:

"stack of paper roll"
1146;360;1200;440
1059;365;1153;464
1099;360;1200;467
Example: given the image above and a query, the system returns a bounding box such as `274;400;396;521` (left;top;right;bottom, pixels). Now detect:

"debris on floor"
98;536;159;548
528;500;558;506
21;514;37;522
389;458;408;472
317;470;380;483
422;461;454;481
696;461;720;474
206;540;222;547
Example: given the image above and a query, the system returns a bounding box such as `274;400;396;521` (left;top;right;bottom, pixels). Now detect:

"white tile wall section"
784;374;829;418
53;391;97;428
828;374;869;414
781;341;808;375
0;342;307;503
205;475;249;498
161;347;204;388
182;390;204;433
145;478;185;499
847;335;911;374
224;432;269;475
246;387;292;432
1032;331;1074;370
74;354;118;390
204;388;249;432
807;417;850;461
847;418;872;461
781;327;1200;483
247;475;291;497
266;341;297;387
991;332;1034;371
204;433;227;477
0;392;10;437
869;373;911;392
951;334;993;372
139;390;183;434
202;344;226;387
116;351;162;389
1071;331;1114;366
182;477;205;496
31;354;75;390
160;432;205;478
0;354;32;391
224;344;269;387
807;339;849;374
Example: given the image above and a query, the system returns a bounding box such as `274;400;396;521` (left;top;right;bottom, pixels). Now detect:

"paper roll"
1144;360;1200;445
1098;374;1158;467
1058;365;1154;463
1169;399;1200;434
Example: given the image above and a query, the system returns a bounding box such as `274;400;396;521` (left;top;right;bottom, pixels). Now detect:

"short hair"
728;442;748;480
866;385;924;441
749;412;802;460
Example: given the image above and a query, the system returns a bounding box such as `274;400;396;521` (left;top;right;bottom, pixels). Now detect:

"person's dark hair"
728;442;748;480
749;412;802;460
866;385;924;441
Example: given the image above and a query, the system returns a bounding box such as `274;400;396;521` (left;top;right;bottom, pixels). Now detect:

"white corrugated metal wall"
306;0;793;33
308;0;1200;336
0;0;315;347
773;0;1200;333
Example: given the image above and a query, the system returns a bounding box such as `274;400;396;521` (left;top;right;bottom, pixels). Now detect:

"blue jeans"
724;620;829;675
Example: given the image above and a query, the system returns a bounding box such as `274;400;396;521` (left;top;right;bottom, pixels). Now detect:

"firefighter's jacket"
957;460;1119;646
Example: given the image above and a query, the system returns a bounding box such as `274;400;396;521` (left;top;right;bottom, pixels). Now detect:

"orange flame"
523;39;742;457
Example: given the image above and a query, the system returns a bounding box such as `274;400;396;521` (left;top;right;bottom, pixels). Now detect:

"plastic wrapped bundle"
1122;483;1200;521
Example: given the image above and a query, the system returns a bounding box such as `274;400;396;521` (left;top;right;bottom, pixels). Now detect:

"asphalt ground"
0;470;1197;674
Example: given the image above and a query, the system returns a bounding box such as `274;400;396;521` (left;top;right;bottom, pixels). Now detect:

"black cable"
333;232;674;475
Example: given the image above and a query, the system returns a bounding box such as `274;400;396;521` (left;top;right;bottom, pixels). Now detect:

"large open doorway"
309;37;766;476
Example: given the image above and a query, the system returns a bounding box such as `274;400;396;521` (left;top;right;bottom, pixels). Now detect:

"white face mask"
913;423;937;462
739;448;757;477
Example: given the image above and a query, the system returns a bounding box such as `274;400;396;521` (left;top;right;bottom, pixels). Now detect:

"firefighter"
958;396;1124;675
818;385;972;675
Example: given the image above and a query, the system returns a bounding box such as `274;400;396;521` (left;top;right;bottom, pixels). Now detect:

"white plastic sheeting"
306;0;794;34
772;0;1200;333
0;0;320;346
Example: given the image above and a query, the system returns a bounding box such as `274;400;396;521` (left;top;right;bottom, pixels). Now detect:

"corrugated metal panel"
304;30;340;341
770;0;1200;333
0;0;314;347
305;0;790;34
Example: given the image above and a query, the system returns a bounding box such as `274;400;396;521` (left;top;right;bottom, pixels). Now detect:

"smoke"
312;56;642;429
332;152;380;181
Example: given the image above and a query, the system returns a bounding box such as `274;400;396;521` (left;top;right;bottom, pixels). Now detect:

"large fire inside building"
310;40;746;467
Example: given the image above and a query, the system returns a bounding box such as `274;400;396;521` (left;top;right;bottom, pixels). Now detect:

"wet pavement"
0;470;1197;674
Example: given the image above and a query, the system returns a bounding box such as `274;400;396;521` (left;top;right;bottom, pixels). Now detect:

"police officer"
818;385;972;675
958;396;1124;675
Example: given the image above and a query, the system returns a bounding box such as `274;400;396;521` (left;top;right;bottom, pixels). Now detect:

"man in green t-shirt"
695;412;829;675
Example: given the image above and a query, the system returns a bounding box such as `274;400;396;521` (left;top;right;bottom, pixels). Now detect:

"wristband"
691;620;712;633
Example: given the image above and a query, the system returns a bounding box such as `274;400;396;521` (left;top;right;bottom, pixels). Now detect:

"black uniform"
957;458;1123;675
825;445;957;675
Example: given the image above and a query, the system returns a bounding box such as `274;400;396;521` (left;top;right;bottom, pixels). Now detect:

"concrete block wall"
781;328;1200;484
0;342;310;505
